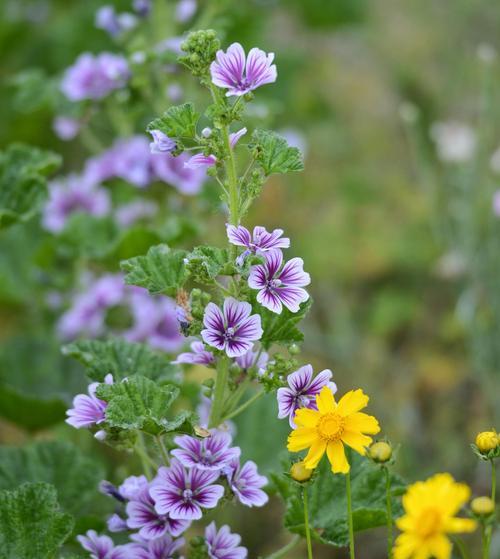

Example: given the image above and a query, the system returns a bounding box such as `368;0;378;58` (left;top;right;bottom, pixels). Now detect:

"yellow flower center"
416;508;442;539
317;413;345;441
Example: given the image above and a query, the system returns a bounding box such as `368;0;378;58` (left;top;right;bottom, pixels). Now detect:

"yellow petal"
294;407;319;428
303;440;327;469
341;430;373;455
287;428;317;452
336;389;369;416
326;440;350;473
445;517;477;534
427;534;452;559
344;412;380;435
316;386;336;414
393;533;419;559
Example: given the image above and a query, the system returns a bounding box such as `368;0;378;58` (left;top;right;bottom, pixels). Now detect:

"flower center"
182;489;193;501
224;326;235;340
416;508;442;539
317;413;345;441
296;394;310;408
268;278;282;290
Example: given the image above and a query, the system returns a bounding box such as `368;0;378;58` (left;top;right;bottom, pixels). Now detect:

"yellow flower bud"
369;441;392;463
475;431;499;453
471;496;495;516
290;461;313;482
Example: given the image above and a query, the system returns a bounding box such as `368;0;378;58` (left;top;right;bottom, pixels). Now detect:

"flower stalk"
346;471;356;559
303;486;313;559
208;355;230;428
384;466;393;558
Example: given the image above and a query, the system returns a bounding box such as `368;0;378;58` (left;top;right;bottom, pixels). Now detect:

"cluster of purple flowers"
58;273;183;353
95;5;138;37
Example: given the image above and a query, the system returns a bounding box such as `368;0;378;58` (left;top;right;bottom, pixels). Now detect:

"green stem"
303;487;313;559
453;536;469;559
263;535;300;559
491;459;496;502
384;467;393;558
221;390;264;422
135;433;156;478
156;435;170;466
208;356;230;428
346;471;355;559
482;525;489;559
222;123;239;227
483;459;497;558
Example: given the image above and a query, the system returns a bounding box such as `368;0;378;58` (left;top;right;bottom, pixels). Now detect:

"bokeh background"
1;0;500;557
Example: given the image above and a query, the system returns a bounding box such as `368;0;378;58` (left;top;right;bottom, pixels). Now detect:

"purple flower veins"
226;224;290;266
205;521;248;559
174;341;215;366
172;431;241;471
201;298;263;358
65;374;113;429
149;129;176;154
225;457;268;508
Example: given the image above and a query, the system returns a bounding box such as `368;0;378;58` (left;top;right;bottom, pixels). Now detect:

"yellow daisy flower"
287;385;380;473
393;473;477;559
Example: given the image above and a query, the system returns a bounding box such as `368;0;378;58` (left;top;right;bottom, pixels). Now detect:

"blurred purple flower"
115;200;158;228
175;0;196;22
197;395;236;437
201;298;263;358
151;151;206;195
205;522;247;559
61;52;130;101
131;534;185;559
150;459;224;520
227;224;290;266
107;513;128;533
225;457;268;507
65;374;113;429
99;480;125;502
149;130;176;154
248;249;310;314
174;341;215;366
277;364;336;428
113;136;152;187
229;127;247;148
184;153;217;169
119;475;149;501
95;6;121;36
166;83;183;102
133;0;151;17
126;483;190;539
210;43;277;97
234;346;268;372
77;530;135;559
493;190;500;216
53;116;80;140
42;174;110;233
172;432;240;471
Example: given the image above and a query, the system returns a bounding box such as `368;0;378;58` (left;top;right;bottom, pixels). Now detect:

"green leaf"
185;246;232;284
0;441;104;517
260;299;312;348
0;144;61;229
62;337;179;382
56;214;118;259
96;376;196;436
280;454;405;547
121;244;189;295
146;103;199;139
248;130;304;176
0;482;74;559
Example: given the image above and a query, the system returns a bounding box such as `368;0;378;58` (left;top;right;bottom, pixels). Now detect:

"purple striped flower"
184;153;217;169
173;341;215;366
149;130;176;154
226;225;290;266
77;530;134;559
277;364;337;428
210;43;277;97
119;475;149;501
172;432;240;471
150;459;224;520
205;522;247;559
229;128;247;148
225;457;268;508
65;374;113;429
107;514;128;532
248;250;310;314
234;346;268;372
126;483;190;539
131;534;185;559
201;298;263;358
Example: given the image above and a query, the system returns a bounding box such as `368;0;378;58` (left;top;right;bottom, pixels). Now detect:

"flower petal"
344;412;380;435
340;430;373;455
326;440;350;474
303;439;327;469
316;386;336;414
336;389;370;417
287;364;313;393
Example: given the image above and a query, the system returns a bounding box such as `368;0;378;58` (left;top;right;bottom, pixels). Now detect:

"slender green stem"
208;356;230;428
346;471;355;559
135;433;156;478
482;525;489;559
221;390;264;422
303;487;313;559
263;535;300;559
384;467;393;558
453;536;469;559
491;459;496;502
222;123;239;226
482;459;497;558
156;435;170;466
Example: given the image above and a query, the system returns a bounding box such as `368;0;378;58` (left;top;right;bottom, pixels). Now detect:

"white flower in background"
430;121;476;163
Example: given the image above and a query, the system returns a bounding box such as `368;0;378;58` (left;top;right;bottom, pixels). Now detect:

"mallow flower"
171;432;241;471
205;521;248;559
149;130;176;154
77;530;135;559
131;534;185;559
174;341;215;366
224;456;268;507
210;43;277;97
65;374;113;429
226;224;290;266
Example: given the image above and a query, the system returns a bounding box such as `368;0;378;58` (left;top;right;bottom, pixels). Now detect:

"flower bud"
368;441;392;463
475;431;499;453
288;343;300;355
290;461;313;482
471;496;495;516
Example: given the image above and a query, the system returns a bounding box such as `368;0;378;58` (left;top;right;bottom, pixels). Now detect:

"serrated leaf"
280;454;405;547
62;337;179;382
0;144;61;229
0;482;74;559
121;244;188;295
248;130;304;176
260;299;312;348
96;376;196;436
186;245;232;284
146;103;199;139
0;441;104;517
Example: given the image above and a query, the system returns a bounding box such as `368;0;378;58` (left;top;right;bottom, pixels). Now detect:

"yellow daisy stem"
346;471;356;559
383;467;393;558
483;459;497;558
453;537;469;559
491;459;496;502
303;487;313;559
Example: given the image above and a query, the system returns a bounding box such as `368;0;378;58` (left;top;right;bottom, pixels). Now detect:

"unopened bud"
288;343;300;355
369;441;392;463
201;127;212;138
290;461;313;482
475;431;499;453
471;496;495;516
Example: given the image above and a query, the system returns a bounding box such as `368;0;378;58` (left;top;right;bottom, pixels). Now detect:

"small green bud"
475;431;499;453
289;343;300;355
290;461;313;482
368;441;392;464
471;496;495;516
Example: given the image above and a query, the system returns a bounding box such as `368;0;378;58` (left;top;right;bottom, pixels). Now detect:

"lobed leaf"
185;245;233;284
248;129;304;176
260;299;312;348
146;103;199;139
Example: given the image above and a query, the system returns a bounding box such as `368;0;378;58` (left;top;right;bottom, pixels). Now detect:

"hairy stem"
384;467;393;558
222;123;239;227
263;535;300;559
346;471;356;559
208;356;230;428
156;435;170;466
303;486;313;559
135;433;156;478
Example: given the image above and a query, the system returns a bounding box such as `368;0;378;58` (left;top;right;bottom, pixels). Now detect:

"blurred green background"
1;0;500;557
